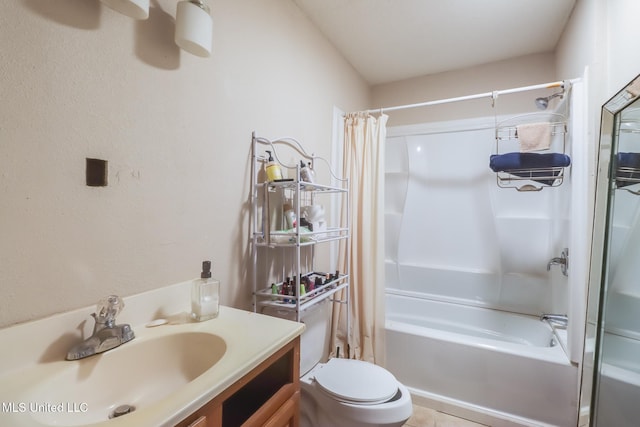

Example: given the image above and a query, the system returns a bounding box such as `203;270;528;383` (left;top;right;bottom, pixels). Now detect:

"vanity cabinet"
250;133;350;325
176;336;300;427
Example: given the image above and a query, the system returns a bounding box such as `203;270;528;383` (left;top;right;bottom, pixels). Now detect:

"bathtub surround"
382;81;586;425
385;115;574;316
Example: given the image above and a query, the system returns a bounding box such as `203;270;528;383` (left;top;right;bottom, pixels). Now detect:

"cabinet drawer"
263;391;299;427
240;383;297;427
187;416;207;427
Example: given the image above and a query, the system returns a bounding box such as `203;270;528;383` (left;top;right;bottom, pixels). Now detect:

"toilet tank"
261;300;331;375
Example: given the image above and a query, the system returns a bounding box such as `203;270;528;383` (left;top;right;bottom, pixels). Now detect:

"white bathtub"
385;293;579;427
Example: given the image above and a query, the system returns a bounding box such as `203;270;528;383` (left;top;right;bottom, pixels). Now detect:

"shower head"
535;92;564;110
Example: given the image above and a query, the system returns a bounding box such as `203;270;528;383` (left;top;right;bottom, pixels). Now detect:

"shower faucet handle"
547;248;568;276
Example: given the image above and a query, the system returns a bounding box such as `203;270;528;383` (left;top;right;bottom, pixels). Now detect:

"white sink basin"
26;331;226;426
0;283;304;427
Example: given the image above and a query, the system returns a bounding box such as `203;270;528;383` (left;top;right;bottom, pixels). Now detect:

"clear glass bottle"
191;260;220;321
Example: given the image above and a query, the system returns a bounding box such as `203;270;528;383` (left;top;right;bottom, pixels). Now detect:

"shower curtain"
331;112;388;365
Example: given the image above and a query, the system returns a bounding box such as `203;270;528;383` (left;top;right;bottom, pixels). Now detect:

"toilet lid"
314;358;399;404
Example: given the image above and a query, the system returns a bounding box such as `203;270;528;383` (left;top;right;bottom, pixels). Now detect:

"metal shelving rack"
250;132;350;327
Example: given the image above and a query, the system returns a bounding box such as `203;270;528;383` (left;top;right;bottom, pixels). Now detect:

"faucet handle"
96;295;124;322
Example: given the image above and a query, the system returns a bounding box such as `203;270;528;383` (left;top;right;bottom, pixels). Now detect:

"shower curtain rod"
361;80;568;115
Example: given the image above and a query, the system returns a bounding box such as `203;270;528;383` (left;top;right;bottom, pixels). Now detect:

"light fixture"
100;0;149;20
175;0;213;57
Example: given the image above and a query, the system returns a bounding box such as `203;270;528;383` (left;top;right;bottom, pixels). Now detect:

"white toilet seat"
312;358;400;404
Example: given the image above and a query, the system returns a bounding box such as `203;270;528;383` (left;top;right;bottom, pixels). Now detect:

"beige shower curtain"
331;111;388;365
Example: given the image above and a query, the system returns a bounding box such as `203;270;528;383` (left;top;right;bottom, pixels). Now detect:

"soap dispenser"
191;261;220;321
299;160;315;184
265;151;283;181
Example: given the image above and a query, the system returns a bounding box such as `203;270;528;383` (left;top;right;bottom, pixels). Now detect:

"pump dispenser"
299;160;315;184
265;151;283;181
307;162;316;182
191;260;220;321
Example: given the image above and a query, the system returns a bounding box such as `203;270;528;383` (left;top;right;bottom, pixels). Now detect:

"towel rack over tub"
615;115;640;194
493;112;569;191
615;152;640;194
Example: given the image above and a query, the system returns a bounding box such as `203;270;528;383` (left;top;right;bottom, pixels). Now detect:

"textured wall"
0;0;369;327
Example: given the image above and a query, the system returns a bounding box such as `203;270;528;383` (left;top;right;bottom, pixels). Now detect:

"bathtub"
385;293;579;427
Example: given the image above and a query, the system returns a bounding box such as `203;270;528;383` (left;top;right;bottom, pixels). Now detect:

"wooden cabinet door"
262;391;299;427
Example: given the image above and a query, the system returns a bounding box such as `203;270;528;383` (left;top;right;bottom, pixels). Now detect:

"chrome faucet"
547;248;569;276
540;313;568;327
66;295;135;360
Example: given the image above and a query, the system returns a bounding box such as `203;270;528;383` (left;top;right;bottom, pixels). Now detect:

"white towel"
517;122;551;152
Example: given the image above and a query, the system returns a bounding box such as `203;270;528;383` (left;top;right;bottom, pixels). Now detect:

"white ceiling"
293;0;577;85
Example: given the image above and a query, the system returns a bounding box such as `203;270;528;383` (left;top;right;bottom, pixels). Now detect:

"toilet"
262;301;413;427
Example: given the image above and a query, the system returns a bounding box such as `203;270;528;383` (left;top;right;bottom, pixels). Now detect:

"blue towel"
489;152;571;186
616;152;640;187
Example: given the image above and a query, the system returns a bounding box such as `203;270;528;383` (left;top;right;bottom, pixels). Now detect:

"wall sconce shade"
175;0;213;57
100;0;149;19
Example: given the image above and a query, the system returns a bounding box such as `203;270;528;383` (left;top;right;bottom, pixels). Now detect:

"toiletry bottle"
265;151;283;181
283;277;290;303
191;261;220;321
300;281;307;296
299;160;315;184
283;203;297;229
307;162;317;182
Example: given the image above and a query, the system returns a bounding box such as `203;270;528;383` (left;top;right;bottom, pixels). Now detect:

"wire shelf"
493;112;569;191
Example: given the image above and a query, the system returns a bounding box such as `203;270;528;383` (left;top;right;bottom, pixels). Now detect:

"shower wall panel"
386;117;570;316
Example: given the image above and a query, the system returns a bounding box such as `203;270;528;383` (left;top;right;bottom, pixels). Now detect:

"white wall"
557;0;640;105
0;0;370;328
372;52;558;126
605;0;640;96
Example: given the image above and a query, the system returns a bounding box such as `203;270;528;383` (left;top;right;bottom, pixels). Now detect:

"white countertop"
0;281;305;427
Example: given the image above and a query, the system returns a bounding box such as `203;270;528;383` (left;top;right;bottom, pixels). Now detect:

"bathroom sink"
25;331;226;426
0;285;305;427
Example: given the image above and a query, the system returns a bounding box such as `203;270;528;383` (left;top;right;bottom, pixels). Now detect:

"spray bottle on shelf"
265;151;283;181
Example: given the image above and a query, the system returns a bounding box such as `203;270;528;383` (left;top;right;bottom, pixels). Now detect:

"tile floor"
403;404;489;427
